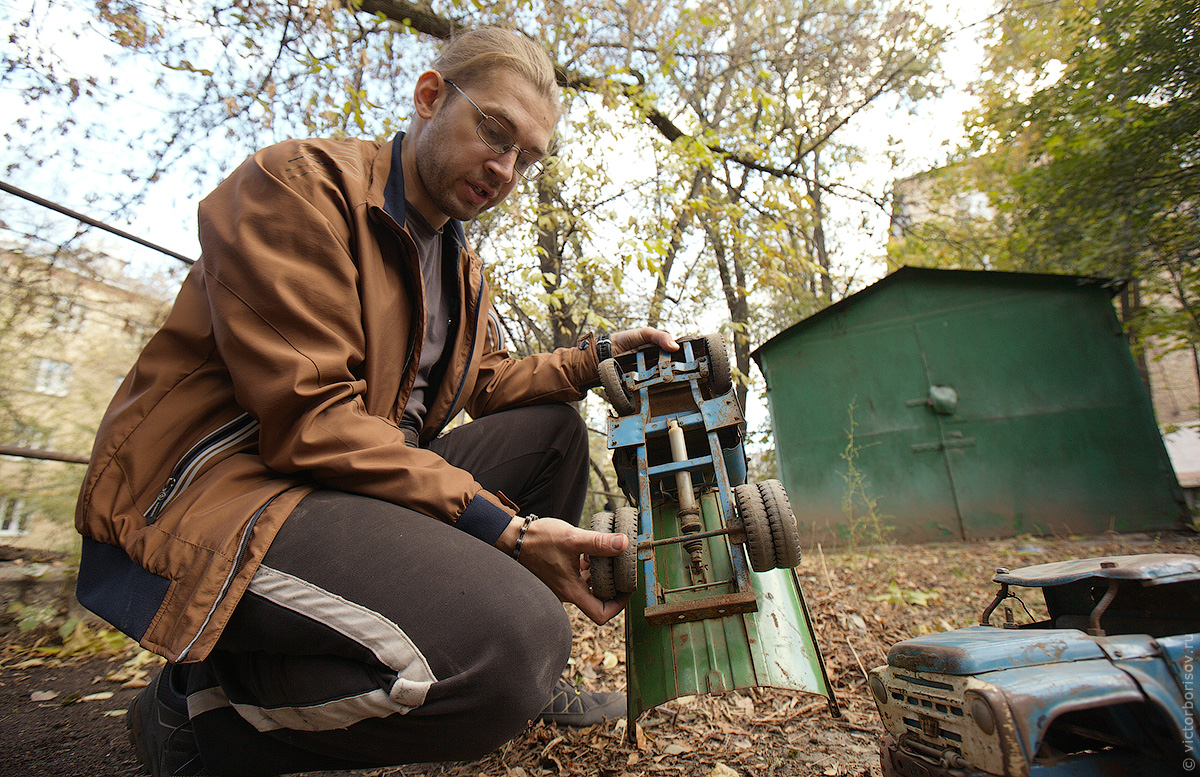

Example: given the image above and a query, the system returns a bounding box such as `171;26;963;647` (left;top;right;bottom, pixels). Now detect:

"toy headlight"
869;673;888;706
966;690;996;735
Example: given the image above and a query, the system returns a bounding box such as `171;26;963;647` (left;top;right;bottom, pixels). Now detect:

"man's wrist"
511;514;538;560
496;515;538;560
495;515;524;555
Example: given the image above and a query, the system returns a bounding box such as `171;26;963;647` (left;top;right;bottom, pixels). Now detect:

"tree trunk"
648;170;706;328
807;147;832;301
704;217;751;411
1119;279;1152;399
537;180;574;351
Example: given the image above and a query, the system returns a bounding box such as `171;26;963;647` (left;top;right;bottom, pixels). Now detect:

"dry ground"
3;529;1198;777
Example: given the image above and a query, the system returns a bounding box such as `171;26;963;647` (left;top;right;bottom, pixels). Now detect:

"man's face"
414;72;557;223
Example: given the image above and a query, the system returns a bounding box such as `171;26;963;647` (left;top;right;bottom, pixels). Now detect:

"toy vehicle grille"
893;689;966;720
874;668;1012;776
891;688;967;746
883;671;974;753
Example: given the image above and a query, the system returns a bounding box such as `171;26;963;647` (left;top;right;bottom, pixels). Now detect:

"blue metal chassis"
606;338;755;624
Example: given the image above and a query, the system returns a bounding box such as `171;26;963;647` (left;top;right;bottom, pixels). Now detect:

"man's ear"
413;70;447;120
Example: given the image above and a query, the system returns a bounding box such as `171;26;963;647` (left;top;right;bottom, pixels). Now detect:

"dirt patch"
0;646;143;776
2;530;1197;777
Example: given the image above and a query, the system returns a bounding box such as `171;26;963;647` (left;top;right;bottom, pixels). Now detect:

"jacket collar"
383;132;467;251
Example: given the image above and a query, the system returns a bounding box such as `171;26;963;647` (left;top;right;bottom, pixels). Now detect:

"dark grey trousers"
186;404;591;775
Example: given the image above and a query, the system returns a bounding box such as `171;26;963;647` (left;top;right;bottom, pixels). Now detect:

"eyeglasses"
445;79;551;181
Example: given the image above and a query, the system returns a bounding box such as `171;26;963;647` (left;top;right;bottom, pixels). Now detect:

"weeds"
5;601;133;658
868;580;941;607
839;398;893;555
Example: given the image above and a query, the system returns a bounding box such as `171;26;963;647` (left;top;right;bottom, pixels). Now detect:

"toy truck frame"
587;333;838;728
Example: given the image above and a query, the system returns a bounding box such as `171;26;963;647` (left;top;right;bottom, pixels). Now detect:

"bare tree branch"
352;0;917;182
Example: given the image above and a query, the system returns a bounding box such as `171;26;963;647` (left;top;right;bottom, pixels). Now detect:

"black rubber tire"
612;506;639;594
734;483;776;572
588;510;617;600
758;479;802;569
598;358;636;416
703;333;733;396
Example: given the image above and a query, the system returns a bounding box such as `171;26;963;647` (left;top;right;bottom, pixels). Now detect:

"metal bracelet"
512;514;538;561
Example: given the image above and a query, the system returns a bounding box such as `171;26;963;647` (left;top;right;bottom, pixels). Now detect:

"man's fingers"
576;589;631;626
649;330;679;352
596;592;632;625
611;327;678;356
577;527;628;557
518;517;632;625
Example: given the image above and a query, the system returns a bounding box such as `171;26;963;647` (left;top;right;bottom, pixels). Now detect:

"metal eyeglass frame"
444;79;551;181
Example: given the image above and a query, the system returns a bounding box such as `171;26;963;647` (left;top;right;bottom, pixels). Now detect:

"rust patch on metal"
645;590;758;626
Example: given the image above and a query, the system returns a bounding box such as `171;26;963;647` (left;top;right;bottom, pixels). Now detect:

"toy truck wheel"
734;483;777;572
613;506;639;594
589;508;639;600
599;358;636;416
588;510;618;600
703;333;733;396
758;479;802;569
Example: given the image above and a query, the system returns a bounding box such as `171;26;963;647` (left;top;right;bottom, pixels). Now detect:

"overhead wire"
0;176;191;467
0;180;195;266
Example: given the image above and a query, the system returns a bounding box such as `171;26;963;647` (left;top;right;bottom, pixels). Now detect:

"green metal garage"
752;267;1190;545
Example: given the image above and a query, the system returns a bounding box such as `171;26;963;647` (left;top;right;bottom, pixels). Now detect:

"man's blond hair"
435;27;561;119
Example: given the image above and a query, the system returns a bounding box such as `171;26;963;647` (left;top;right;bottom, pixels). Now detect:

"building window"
48;296;87;332
3;422;52;460
0;496;31;536
29;357;72;397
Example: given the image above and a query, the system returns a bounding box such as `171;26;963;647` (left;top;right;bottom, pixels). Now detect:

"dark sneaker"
127;664;208;776
537;678;625;727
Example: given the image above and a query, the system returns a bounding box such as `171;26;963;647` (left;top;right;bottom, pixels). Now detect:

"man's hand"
498;515;631;625
610;327;678;357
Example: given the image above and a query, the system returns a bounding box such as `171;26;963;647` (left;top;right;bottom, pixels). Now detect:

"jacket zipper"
143;412;261;524
431;263;484;439
175;493;275;662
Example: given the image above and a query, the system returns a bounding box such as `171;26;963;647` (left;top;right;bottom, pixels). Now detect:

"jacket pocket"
144;412;261;524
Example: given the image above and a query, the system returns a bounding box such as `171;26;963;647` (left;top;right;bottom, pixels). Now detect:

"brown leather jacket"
74;136;601;662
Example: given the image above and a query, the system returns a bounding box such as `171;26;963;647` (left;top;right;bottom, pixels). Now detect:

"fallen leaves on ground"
361;530;1197;777
2;530;1196;777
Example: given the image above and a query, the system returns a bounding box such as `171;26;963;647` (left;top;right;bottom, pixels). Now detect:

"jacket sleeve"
460;302;603;419
197;141;515;541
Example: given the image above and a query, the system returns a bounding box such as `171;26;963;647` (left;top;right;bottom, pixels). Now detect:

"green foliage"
895;0;1199;378
7;601;59;632
983;2;1196;305
868;580;941;607
6;602;134;656
52;618;134;657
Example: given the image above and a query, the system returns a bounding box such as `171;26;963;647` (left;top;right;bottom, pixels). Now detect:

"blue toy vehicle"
587;333;802;619
870;553;1200;776
585;333;836;730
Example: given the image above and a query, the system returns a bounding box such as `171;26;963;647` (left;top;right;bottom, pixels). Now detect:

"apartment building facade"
0;247;169;550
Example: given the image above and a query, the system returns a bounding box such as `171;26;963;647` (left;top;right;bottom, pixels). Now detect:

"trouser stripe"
234;564;438;731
